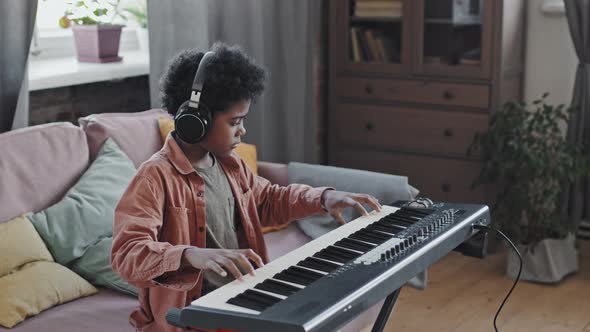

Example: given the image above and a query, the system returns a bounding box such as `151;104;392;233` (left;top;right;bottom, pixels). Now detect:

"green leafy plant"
122;1;147;29
468;93;589;245
59;0;125;28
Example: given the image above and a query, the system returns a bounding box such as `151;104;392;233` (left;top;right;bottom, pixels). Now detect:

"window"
31;0;146;59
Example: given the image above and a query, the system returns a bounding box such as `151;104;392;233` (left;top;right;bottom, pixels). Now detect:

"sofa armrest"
257;161;288;186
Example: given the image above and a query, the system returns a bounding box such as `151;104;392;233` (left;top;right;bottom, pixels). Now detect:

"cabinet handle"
443;128;453;137
441;183;451;192
443;90;454;100
365;84;374;95
365;122;374;131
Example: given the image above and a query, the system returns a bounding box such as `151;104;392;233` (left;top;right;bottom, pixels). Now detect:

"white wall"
524;0;577;106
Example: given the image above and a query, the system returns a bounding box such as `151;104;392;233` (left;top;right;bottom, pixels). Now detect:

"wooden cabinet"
328;0;525;204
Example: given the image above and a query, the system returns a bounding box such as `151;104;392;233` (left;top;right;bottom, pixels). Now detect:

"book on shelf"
354;0;402;17
350;27;362;62
349;27;399;63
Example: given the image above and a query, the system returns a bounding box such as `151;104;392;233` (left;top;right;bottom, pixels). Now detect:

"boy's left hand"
321;190;382;225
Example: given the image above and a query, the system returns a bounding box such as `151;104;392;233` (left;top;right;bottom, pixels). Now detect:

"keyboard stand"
371;288;401;332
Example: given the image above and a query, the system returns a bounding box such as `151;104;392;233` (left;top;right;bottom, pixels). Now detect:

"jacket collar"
163;132;241;175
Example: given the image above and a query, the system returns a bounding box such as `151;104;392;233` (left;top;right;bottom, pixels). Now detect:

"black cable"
473;224;522;332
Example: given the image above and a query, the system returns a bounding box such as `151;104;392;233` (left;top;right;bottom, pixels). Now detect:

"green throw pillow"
29;138;137;295
71;237;137;296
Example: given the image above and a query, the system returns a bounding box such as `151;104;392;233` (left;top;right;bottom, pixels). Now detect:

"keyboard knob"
381;253;386;261
408;237;414;245
413;234;418;243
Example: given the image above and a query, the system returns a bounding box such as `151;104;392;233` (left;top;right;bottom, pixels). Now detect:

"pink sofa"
0;109;383;332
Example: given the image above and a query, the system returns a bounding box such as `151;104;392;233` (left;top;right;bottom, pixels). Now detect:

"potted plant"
468;93;589;283
122;1;148;52
59;0;126;63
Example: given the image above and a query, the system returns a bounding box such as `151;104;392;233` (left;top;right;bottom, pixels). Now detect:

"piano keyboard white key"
191;205;400;314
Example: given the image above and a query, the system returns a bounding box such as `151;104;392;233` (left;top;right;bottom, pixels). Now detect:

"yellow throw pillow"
158;117;259;175
0;215;53;277
233;142;258;175
0;261;97;328
158;116;175;144
0;216;97;328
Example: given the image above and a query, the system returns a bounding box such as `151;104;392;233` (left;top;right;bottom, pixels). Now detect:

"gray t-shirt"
194;154;240;293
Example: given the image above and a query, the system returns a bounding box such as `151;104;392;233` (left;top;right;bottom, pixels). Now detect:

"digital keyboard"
167;202;490;332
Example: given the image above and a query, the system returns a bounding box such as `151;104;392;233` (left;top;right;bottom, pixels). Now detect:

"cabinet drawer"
331;148;492;204
335;77;490;109
333;104;488;158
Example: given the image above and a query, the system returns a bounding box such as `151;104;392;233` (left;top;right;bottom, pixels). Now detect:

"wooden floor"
375;240;590;332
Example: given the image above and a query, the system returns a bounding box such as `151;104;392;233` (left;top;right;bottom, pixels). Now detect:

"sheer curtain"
0;0;37;132
562;0;590;236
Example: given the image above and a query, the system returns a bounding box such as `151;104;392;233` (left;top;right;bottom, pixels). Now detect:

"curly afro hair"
159;42;267;116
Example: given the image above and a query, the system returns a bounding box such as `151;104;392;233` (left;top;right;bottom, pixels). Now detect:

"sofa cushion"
0;289;136;332
28;138;136;266
79;109;169;168
0;122;89;223
0;215;53;277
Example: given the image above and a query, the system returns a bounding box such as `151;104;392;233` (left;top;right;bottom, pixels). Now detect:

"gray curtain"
147;0;326;163
0;0;37;132
562;0;590;233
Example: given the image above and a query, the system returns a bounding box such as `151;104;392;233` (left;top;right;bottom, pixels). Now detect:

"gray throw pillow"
71;237;137;296
288;162;419;239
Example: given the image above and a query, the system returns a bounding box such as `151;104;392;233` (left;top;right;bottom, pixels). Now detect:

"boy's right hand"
182;248;264;281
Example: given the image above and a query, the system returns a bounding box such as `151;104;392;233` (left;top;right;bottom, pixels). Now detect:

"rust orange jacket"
111;134;330;332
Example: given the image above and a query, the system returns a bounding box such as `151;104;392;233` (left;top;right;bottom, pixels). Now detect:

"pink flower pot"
72;24;124;63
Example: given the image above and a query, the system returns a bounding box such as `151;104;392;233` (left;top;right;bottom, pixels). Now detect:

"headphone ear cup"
174;101;211;144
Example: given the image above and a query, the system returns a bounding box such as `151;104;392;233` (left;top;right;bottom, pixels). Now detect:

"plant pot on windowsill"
72;24;124;63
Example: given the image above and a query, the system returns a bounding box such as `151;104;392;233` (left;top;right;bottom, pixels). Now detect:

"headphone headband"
188;51;215;111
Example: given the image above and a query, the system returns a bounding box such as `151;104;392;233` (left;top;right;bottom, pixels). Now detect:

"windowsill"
541;0;565;16
28;50;149;91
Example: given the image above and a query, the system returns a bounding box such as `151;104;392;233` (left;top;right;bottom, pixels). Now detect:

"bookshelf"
328;0;526;204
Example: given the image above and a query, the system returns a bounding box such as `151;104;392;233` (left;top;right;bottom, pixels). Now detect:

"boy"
111;42;382;332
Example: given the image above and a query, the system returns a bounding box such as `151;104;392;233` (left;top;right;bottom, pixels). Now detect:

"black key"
323;246;359;261
288;266;324;280
243;289;282;306
400;207;431;217
298;257;339;273
349;233;382;245
274;270;312;286
336;238;375;252
395;212;422;222
385;216;415;226
327;245;362;257
379;217;410;227
367;223;399;235
227;295;267;311
255;279;300;296
361;228;393;241
374;221;406;232
314;251;350;264
400;207;435;216
357;230;390;242
334;239;370;253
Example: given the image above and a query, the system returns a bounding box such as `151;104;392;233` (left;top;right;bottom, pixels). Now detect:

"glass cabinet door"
330;0;412;75
415;0;493;78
